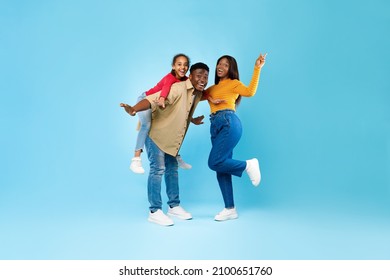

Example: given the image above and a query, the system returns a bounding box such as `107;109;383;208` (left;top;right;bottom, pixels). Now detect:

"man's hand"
119;103;136;116
191;115;204;125
208;96;227;105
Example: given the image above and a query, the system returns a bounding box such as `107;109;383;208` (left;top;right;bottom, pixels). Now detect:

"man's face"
189;69;208;91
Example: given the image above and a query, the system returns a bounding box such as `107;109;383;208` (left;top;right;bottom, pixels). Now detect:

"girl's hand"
156;97;166;108
255;53;267;68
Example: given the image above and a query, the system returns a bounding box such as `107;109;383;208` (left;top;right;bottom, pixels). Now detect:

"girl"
204;53;267;221
122;54;192;174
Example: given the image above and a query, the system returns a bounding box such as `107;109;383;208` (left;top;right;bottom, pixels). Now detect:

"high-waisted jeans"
208;109;247;208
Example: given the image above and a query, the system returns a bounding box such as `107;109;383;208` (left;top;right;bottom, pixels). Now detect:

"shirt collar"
185;79;193;90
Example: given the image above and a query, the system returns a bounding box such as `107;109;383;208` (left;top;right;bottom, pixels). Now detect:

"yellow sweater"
205;66;261;114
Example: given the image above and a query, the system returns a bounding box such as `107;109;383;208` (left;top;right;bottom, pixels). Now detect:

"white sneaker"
214;208;238;221
246;158;261;186
148;209;174;226
177;155;192;169
168;205;192;220
130;157;145;174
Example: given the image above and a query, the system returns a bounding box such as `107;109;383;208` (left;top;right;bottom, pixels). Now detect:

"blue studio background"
1;0;389;259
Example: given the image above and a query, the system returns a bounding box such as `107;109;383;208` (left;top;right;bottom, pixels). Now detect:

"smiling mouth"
197;83;205;90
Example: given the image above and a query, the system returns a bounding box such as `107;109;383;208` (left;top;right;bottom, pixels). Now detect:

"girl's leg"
134;109;151;153
130;108;151;174
134;92;150;153
130;93;151;174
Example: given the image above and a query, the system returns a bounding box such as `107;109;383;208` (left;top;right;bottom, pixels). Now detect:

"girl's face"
172;56;189;79
216;58;230;80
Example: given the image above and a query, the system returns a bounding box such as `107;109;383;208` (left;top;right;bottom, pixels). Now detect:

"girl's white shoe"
177;155;192;169
130;157;145;174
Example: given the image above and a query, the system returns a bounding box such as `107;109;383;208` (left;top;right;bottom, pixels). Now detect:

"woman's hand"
255;53;267;68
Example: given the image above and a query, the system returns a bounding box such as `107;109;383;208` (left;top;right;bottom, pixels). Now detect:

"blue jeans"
145;136;180;212
135;92;151;152
208;110;246;208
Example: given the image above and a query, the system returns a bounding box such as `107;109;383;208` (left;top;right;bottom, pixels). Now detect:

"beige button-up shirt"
145;79;202;156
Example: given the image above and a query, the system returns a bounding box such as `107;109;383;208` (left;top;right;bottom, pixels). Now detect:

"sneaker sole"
252;159;261;187
167;212;193;220
179;165;192;169
215;214;238;221
148;217;174;226
130;167;145;174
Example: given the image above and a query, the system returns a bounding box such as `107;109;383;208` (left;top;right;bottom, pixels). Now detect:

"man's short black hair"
190;62;209;73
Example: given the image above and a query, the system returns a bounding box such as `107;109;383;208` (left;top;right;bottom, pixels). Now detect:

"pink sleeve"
158;74;178;99
145;73;169;96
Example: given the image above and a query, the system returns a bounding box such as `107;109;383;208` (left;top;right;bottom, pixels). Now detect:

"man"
120;62;209;226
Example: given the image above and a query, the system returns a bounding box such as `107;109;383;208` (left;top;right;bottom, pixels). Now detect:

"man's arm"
119;98;151;116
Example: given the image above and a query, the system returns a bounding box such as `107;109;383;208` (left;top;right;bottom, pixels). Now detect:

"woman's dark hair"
215;55;242;106
170;53;190;81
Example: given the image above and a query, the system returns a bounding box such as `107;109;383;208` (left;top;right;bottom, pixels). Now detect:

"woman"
204;53;267;221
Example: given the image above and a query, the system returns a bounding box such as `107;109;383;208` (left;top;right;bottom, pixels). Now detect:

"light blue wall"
1;0;389;259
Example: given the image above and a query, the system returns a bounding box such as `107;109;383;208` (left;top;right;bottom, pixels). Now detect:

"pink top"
145;72;188;99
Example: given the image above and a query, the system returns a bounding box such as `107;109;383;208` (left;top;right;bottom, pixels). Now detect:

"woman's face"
216;57;230;80
172;56;189;79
